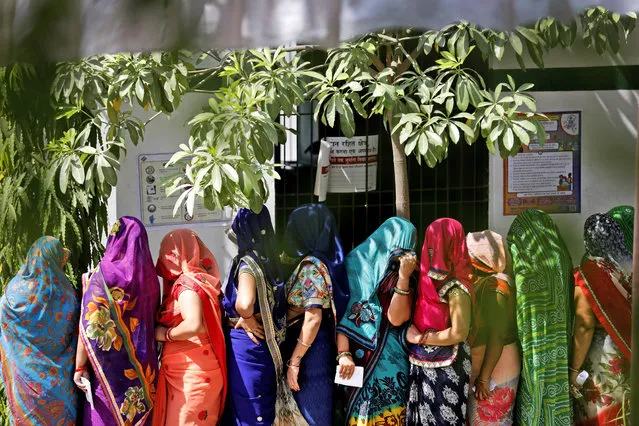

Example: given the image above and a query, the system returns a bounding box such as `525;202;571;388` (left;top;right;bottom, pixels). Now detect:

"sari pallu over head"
409;218;474;366
507;208;573;426
576;213;633;361
0;237;78;425
282;203;349;322
223;207;308;426
80;217;160;426
155;228;227;417
336;217;417;351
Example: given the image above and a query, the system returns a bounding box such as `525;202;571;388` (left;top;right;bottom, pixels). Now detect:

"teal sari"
337;217;417;425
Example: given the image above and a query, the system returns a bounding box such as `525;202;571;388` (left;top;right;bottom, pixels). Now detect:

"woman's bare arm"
571;287;596;375
387;254;417;326
235;272;257;319
407;290;471;346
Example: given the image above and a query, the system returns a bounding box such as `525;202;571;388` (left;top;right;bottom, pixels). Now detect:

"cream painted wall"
488;90;637;264
113;94;275;278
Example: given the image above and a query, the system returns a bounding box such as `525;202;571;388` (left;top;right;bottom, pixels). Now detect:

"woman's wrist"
240;313;254;320
75;365;88;373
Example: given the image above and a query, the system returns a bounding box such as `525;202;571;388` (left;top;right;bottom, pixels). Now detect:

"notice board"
138;153;232;227
503;111;581;215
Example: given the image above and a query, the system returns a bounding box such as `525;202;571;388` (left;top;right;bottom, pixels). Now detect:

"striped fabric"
507;209;574;426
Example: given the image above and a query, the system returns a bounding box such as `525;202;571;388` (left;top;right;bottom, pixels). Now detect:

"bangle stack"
394;286;411;296
297;338;311;348
165;327;174;343
336;351;352;362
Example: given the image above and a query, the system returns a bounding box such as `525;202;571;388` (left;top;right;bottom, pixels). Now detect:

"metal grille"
275;106;489;250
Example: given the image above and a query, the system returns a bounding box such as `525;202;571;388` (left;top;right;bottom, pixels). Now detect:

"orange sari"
152;229;227;425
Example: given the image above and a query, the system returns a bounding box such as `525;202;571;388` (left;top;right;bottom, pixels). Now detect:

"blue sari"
0;237;79;425
222;207;305;426
337;217;417;425
280;204;350;425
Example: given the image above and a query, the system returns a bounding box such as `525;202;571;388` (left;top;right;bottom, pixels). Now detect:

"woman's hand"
474;376;491;401
74;369;90;393
155;326;168;342
338;354;355;380
406;324;423;345
399;253;418;280
569;370;581;388
235;316;265;345
287;364;301;392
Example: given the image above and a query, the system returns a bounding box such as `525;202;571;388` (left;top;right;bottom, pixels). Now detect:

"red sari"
152;229;227;426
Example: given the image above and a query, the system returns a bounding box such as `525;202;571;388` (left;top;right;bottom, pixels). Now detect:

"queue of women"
0;202;633;426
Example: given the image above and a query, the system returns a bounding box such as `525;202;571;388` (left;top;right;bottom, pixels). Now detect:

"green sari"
607;205;634;253
507;209;574;426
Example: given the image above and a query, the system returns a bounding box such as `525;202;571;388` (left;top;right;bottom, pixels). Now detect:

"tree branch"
144;112;162;126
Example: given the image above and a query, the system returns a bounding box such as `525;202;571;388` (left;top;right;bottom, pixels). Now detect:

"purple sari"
79;217;160;426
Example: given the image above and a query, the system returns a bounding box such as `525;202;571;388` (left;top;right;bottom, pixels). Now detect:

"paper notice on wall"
321;136;378;193
313;140;332;201
138;153;233;227
503;111;581;215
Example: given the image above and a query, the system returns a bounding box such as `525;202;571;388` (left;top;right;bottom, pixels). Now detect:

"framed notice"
322;136;378;193
503;111;581;215
138;153;233;227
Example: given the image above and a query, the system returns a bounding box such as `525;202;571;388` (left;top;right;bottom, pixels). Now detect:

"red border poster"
503;111;581;215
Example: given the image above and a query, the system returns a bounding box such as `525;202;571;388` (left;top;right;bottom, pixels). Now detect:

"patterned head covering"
607;205;634;253
0;237;78;424
466;230;512;287
337;217;416;351
283;203;349;321
584;213;633;275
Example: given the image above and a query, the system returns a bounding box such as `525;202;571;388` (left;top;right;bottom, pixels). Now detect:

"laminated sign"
314;136;378;201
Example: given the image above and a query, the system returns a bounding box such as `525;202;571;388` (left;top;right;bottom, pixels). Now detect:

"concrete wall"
113;94;275;278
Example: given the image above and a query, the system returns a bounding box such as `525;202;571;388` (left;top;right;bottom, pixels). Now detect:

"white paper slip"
334;366;364;388
80;377;95;410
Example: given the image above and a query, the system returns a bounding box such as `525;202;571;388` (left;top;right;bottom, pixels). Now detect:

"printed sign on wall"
138;153;232;227
503;111;581;215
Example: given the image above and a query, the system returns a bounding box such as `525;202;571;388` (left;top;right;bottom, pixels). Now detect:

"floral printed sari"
80;217;160;425
0;237;79;425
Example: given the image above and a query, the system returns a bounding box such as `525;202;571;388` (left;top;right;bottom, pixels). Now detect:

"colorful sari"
280;204;350;425
337;217;417;426
407;218;474;426
153;229;227;425
222;207;306;426
0;237;78;425
79;217;160;426
574;214;632;425
466;230;520;425
507;209;573;426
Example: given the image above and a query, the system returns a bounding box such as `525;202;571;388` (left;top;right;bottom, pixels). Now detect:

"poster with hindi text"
322;136;378;193
503;111;581;215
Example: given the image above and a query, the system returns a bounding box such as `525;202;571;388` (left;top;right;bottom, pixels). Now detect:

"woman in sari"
223;207;306;426
75;217;160;425
279;204;350;425
572;214;632;425
0;236;78;425
153;229;227;425
507;208;573;425
405;218;474;426
466;230;520;425
336;217;418;425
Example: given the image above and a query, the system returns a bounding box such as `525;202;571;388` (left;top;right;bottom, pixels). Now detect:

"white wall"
113;94;275;279
489;90;637;264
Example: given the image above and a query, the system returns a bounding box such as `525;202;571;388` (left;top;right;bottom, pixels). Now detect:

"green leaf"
222;164;239;183
326;96;336;127
448;123;460;144
135;78;145;104
404;135;418;155
509;32;524;55
426;130;443;147
489;122;504;142
347;81;363;92
59;157;71;193
70;155;85;184
471;29;491;59
512;122;531;146
339;102;356;138
503;127;514;150
211;165;222;192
